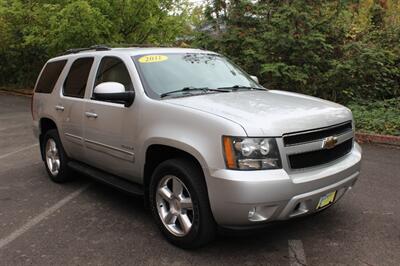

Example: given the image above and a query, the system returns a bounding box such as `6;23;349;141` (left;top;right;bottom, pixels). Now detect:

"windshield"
132;53;262;98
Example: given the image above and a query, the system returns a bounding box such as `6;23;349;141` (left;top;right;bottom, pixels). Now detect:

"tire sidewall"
149;159;214;248
42;129;70;183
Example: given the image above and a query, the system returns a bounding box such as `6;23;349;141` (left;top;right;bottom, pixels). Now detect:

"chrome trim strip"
65;133;83;141
85;139;135;162
283;121;352;146
283;121;352;137
284;130;353;155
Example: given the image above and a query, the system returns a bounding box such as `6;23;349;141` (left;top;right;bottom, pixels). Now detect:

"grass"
347;98;400;136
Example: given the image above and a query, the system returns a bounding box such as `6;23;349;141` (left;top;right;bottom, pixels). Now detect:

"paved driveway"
0;93;399;265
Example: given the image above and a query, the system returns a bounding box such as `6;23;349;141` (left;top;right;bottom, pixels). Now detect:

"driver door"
83;56;137;179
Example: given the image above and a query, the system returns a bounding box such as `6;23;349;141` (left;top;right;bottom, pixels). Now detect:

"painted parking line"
0;184;90;249
0;112;29;120
0;143;39;160
288;240;307;266
0;124;30;132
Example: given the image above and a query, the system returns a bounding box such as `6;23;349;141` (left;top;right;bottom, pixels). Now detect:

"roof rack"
62;45;111;55
117;43;174;48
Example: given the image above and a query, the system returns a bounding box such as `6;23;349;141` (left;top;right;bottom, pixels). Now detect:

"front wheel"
149;158;216;249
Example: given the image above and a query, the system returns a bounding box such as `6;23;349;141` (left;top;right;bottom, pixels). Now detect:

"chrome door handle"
85;112;98;118
55;105;64;111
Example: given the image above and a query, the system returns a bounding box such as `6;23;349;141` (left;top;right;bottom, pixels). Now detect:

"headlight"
223;136;282;170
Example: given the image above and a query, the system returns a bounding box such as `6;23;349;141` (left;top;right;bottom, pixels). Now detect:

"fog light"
248;205;277;222
248;207;256;219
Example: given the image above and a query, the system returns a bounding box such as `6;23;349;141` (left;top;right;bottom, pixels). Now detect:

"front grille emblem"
322;136;338;149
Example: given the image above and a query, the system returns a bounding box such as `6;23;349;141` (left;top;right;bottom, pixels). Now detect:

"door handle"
55;105;64;112
85;112;98;118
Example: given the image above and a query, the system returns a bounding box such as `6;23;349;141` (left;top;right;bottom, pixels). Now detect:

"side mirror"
250;75;259;84
93;82;135;107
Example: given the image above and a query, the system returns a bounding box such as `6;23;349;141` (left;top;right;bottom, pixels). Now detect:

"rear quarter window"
35;60;67;93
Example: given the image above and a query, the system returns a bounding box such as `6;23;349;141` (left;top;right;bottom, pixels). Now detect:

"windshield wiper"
160;87;229;98
216;85;266;91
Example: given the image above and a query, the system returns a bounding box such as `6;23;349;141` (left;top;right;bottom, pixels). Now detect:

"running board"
68;161;144;196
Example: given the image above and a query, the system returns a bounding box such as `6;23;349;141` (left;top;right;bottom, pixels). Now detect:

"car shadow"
74;171;347;256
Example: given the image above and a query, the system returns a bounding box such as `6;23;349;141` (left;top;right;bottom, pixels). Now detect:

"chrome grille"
282;121;354;170
288;138;353;169
283;121;352;146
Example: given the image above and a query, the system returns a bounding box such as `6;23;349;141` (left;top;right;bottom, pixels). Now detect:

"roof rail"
62;45;111;55
118;43;174;48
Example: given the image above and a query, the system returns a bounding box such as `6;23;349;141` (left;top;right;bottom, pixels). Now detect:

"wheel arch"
142;140;210;205
38;117;59;161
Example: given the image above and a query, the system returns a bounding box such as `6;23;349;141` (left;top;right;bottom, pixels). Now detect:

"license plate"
316;191;336;209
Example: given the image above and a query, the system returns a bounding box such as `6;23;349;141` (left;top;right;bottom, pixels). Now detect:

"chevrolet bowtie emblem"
322;136;338;149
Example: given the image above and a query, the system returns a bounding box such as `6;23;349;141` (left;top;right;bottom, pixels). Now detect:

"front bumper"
206;143;362;227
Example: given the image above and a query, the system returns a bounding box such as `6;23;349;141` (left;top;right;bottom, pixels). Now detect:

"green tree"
0;0;192;87
48;1;112;52
193;0;400;103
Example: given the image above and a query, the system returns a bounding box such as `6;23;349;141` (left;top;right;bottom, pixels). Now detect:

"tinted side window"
95;57;133;91
35;60;67;93
63;57;94;98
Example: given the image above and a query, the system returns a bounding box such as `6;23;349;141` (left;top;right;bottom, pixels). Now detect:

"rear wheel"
149;158;216;249
42;129;72;183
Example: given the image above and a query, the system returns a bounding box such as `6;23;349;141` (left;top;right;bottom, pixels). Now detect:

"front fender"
134;98;247;182
142;137;210;177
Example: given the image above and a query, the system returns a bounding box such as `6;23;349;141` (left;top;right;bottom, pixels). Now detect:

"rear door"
58;57;94;161
83;56;137;179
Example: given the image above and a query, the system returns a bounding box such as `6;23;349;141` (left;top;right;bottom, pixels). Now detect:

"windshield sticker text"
138;55;168;63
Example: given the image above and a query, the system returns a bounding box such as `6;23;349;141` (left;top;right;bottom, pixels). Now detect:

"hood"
165;90;352;136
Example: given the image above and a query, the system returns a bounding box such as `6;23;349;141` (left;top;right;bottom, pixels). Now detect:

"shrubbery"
348;98;400;136
1;0;399;135
0;0;191;86
192;1;399;135
193;0;400;104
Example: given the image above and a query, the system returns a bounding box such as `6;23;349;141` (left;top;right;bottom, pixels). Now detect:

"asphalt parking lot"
0;93;399;266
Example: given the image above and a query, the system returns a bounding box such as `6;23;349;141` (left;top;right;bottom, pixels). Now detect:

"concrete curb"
0;88;33;97
356;132;400;146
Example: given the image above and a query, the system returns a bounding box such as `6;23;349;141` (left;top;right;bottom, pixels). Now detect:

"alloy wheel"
156;175;194;237
45;138;60;176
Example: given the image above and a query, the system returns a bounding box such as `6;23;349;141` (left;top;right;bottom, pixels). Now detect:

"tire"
41;129;72;183
149;158;216;249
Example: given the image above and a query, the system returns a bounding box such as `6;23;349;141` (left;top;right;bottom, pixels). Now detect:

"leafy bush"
193;0;400;104
0;0;191;87
1;0;399;136
348;98;400;136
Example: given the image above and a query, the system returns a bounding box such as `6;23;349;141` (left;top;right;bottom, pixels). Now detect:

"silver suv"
32;46;362;248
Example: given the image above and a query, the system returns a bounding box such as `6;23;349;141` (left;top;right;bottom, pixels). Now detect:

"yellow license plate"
316;191;336;209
